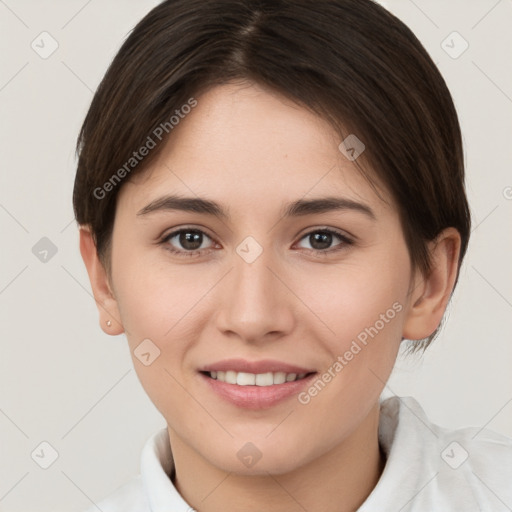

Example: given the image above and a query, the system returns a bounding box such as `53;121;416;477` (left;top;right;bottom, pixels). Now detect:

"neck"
168;402;384;512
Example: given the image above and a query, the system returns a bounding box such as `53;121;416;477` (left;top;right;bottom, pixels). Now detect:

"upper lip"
200;358;316;374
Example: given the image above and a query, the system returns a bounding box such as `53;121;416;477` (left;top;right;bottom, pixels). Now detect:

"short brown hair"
73;0;471;348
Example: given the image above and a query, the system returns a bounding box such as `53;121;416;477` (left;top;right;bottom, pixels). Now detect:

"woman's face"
109;82;417;474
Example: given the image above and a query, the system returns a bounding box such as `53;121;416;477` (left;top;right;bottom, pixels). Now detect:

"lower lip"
199;372;317;410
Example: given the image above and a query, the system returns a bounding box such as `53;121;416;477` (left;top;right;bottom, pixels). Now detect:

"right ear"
79;226;124;335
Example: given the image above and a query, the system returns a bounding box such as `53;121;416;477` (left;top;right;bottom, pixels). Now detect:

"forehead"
118;82;393;217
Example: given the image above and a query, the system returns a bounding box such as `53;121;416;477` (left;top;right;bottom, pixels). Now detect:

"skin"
80;81;461;512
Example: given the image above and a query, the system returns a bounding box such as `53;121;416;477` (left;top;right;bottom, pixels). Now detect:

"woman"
73;0;512;510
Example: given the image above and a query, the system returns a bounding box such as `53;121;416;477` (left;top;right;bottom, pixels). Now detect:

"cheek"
113;249;210;342
290;254;409;434
292;255;409;405
111;252;222;419
302;255;409;354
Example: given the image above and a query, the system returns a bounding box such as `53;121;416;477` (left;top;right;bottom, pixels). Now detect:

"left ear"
402;227;462;340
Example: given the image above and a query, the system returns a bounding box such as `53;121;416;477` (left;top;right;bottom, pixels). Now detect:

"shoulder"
386;395;512;464
81;427;180;512
366;396;512;511
81;475;149;512
432;415;512;504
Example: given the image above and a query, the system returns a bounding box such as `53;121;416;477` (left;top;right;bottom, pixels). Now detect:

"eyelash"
159;227;354;258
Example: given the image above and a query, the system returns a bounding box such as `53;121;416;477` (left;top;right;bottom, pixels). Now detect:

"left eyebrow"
136;194;376;221
282;197;376;220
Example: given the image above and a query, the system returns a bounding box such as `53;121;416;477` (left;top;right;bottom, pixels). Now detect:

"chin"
203;437;314;476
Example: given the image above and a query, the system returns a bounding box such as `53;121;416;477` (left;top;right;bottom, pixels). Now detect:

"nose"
214;241;295;344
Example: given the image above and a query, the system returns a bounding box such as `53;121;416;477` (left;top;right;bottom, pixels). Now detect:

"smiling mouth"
201;370;315;386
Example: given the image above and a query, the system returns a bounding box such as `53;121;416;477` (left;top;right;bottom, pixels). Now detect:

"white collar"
137;396;512;511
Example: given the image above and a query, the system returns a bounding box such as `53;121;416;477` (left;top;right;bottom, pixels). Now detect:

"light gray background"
1;1;511;511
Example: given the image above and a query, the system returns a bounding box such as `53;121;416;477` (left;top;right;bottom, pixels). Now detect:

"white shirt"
84;396;512;511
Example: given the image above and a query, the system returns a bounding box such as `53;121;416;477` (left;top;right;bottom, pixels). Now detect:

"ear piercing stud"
106;320;112;327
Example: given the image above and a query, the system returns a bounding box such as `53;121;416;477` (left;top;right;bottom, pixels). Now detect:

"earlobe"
79;226;124;335
402;228;461;341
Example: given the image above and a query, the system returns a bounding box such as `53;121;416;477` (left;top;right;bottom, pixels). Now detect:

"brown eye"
162;229;214;255
296;229;352;253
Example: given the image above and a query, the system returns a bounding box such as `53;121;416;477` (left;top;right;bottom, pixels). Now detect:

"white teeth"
255;372;273;386
273;372;286;384
236;372;256;385
209;370;308;386
225;371;237;384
